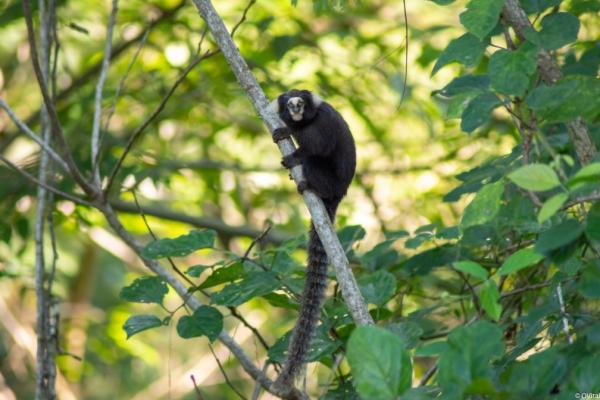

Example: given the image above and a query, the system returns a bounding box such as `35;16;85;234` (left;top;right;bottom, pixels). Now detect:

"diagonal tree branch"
189;0;373;330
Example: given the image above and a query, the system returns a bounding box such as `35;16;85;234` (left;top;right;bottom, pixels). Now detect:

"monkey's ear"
269;98;280;113
311;93;323;107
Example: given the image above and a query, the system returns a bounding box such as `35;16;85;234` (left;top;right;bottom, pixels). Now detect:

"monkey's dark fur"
270;89;356;390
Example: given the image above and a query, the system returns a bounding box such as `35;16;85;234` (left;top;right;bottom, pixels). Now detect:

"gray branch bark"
502;0;597;165
190;0;373;328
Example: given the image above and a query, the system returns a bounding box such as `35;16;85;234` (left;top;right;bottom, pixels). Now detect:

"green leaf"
525;76;600;123
459;0;504;40
211;271;281;306
453;260;489;280
498;248;544;275
480;279;501;321
141;230;216;259
358;270;397;306
525;13;579;50
123;315;164;339
176;306;223;341
186;264;208;278
537;193;569;223
199;262;244;289
387;321;424;349
347;326;412;399
508;164;560;192
567;162;600;188
535;219;584;253
120;276;168;305
432;33;488;75
586;203;600;243
488;44;537;96
460;180;504;230
338;225;366;252
436;74;490;97
520;0;561;13
438;321;504;399
429;0;455;4
460;92;502;132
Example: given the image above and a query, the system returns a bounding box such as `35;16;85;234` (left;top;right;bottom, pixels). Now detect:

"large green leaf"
123;315;165;339
358;270;397;306
525;12;580;50
460;92;502;132
347;326;412;400
432;33;488;75
438;321;504;399
497;248;544;275
460;180;504;230
525;76;600;123
567;162;600;189
488;44;537;96
141;230;216;259
535;219;584;253
211;271;281;306
520;0;562;13
120;276;168;305
508;164;560;192
480;279;501;321
459;0;504;40
198;262;244;289
176;306;223;341
436;75;490;97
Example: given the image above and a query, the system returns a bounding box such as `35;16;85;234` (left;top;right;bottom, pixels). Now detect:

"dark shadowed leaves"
176;306;223;341
120;276;168;305
141;230;216;259
347;326;412;400
460;92;502;132
535;219;584;253
586;203;600;243
123;315;164;339
525;76;600;123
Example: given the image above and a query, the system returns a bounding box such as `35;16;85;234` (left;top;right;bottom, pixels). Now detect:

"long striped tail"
273;199;339;390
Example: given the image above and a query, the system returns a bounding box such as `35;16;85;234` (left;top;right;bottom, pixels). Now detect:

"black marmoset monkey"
270;89;356;390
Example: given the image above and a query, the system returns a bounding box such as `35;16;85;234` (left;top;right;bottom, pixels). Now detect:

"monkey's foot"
296;180;309;194
282;154;301;169
272;127;292;143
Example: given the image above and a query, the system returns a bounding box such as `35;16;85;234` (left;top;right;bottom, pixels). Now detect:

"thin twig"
103;49;218;195
555;283;573;344
418;363;437;386
230;0;256;38
91;0;119;184
190;375;205;400
0;98;69;172
398;0;409;106
0;155;93;207
22;0;96;195
208;343;247;400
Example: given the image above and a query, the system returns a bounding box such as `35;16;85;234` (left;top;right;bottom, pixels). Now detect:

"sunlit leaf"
480;279;501;321
537;193;568;223
508;164;560;192
498;248;544;275
453;260;489;280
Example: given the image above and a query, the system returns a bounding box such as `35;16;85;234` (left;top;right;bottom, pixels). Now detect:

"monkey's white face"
287;97;305;121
